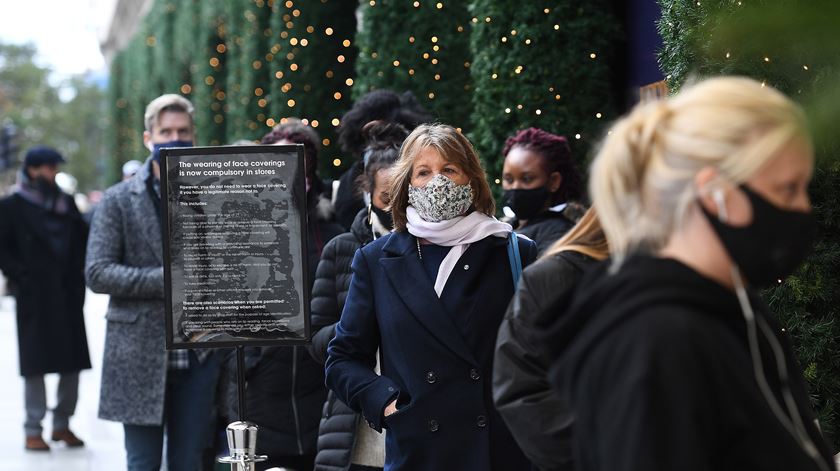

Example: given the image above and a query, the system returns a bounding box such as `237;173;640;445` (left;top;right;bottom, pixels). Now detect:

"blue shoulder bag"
506;232;522;290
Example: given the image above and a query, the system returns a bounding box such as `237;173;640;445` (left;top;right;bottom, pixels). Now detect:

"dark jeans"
124;352;220;471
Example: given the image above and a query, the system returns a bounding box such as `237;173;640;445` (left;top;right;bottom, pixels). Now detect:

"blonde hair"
590;76;811;264
388;123;495;231
542;206;609;261
144;94;195;132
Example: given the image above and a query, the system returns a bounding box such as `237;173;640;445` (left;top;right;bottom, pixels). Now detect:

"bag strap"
507;231;522;290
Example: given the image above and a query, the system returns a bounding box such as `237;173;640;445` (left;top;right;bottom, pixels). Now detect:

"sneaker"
51;429;85;447
25;435;50;451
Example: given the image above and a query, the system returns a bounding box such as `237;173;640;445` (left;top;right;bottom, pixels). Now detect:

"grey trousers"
24;372;80;436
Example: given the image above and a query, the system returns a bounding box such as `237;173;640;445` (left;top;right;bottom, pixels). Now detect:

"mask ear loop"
712;188;728;222
714;187;828;469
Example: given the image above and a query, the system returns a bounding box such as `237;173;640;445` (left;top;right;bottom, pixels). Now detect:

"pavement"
0;291;125;470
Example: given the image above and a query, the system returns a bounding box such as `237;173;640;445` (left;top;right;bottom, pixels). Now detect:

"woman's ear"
695;167;726;219
548;171;562;193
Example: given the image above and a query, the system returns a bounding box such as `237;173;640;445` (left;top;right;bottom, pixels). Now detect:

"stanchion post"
219;346;267;470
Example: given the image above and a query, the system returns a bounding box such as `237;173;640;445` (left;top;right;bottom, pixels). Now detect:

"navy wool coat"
326;230;536;471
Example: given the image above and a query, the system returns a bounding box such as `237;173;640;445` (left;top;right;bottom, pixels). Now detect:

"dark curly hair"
261;118;319;178
502;127;583;205
338;90;433;158
355;121;409;196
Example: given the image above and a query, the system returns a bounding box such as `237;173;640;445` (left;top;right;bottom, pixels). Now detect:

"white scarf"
406;206;512;296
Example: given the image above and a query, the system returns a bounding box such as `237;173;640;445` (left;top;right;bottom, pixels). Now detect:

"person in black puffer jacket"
493;208;607;471
310;123;407;471
500;128;584;255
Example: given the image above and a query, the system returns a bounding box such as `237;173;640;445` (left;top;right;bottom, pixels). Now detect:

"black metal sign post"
161;145;311;470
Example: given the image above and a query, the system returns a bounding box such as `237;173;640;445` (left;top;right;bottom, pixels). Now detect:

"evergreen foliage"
270;0;358;176
468;1;623;182
658;0;840;449
107;0;358;178
353;0;473;131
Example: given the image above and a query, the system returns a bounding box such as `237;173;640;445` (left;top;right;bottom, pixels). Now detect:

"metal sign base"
218;421;268;471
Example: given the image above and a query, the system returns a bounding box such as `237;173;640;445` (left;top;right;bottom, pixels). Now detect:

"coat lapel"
129;160;164;264
379;232;478;365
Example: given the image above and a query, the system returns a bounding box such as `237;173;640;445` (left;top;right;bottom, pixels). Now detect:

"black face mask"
700;184;817;288
503;187;552;220
370;204;394;231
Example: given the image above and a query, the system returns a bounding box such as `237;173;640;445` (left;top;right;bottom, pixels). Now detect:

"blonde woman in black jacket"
493;208;607;471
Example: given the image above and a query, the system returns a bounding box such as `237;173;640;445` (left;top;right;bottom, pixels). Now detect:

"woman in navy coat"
326;124;536;471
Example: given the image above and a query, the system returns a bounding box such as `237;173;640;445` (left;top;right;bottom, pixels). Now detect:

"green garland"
353;0;473;130
108;0;357;177
468;0;623;185
269;0;358;177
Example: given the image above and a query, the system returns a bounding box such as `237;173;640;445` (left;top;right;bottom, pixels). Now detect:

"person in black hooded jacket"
546;77;834;471
493;208;607;471
310;122;407;471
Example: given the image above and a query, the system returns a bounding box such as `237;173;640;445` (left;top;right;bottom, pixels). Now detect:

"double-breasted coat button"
429;419;440;432
476;415;487;428
469;368;480;381
464;264;470;270
426;371;437;384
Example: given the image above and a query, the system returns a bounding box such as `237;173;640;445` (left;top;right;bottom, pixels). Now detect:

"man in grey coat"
86;94;220;471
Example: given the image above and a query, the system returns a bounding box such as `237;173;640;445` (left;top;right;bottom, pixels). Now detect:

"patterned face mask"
408;173;474;222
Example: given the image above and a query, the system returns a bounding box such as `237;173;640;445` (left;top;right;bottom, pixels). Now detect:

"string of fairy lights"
116;1;801;175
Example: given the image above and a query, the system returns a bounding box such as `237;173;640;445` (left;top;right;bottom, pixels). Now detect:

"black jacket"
310;208;376;471
493;251;595;471
333;161;365;230
310;208;374;364
516;211;574;256
234;345;327;459
0;193;91;376
306;179;346;293
547;255;835;471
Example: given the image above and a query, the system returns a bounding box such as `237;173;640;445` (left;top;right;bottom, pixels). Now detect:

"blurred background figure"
309;121;408;471
333;90;433;230
501;128;583;255
0;145;91;451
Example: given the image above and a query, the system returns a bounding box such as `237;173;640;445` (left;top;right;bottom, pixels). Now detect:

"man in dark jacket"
0;146;91;451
